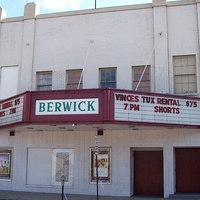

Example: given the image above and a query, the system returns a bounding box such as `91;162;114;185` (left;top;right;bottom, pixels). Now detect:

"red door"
176;148;200;193
134;151;163;196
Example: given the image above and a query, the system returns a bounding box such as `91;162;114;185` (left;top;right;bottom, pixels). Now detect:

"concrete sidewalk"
0;190;199;200
0;190;165;200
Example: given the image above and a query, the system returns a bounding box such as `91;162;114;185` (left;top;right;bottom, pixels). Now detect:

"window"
0;66;19;99
174;55;196;94
66;69;83;89
27;148;74;187
36;71;52;91
100;68;116;88
132;66;150;92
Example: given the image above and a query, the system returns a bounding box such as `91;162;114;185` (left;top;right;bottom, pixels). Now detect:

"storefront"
0;88;200;198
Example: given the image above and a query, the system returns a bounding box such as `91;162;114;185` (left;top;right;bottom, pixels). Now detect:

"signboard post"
61;175;65;200
95;135;99;200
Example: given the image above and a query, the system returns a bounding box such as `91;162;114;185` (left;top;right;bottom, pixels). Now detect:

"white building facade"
0;0;200;198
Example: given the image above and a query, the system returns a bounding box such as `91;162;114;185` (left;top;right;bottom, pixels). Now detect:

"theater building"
0;0;200;198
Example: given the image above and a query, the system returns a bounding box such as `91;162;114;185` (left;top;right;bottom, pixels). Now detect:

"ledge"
0;0;199;22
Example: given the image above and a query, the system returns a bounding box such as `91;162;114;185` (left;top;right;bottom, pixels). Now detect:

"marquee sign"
114;92;200;126
0;95;24;126
0;89;200;129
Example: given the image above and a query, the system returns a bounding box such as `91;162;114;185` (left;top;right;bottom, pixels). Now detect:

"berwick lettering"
38;101;95;112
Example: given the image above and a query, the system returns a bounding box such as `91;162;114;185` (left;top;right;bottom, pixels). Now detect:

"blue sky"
0;0;179;18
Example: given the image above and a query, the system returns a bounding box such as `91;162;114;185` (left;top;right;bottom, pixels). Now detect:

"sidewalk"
0;190;199;200
0;190;165;200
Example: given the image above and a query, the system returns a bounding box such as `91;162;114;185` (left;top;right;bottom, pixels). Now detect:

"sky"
0;0;180;18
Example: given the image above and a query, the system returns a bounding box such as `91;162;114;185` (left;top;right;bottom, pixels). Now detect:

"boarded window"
132;66;150;92
36;71;52;91
66;69;82;89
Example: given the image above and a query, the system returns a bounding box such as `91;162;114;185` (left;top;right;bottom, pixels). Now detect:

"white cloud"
36;0;81;12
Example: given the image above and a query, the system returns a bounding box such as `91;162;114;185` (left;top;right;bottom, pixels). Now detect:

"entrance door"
176;148;200;193
134;150;163;196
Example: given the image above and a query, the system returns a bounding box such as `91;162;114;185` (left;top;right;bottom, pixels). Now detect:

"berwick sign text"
35;98;99;115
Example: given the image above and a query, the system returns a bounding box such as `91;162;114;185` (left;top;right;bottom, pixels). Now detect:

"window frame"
66;69;83;90
36;71;52;91
99;67;117;89
132;65;150;92
173;55;197;94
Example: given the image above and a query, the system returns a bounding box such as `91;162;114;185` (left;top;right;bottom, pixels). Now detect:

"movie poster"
0;148;12;179
52;149;74;187
90;148;111;184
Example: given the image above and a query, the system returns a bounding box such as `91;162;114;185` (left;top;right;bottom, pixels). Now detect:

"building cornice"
0;0;199;23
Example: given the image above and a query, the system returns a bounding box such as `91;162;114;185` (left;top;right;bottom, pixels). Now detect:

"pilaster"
20;3;36;92
153;0;169;93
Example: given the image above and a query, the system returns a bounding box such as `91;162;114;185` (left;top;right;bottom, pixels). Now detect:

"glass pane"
187;65;195;74
182;83;189;92
181;66;188;74
174;75;182;83
110;82;116;88
181;57;188;66
100;83;106;88
188;75;195;82
174;66;182;75
101;71;106;82
105;71;111;81
173;57;181;67
188;56;195;65
175;83;182;94
181;75;188;83
189;83;196;93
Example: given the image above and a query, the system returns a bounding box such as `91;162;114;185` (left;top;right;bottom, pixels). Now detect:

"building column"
196;0;200;94
0;7;6;19
163;145;175;198
19;3;36;92
153;0;169;93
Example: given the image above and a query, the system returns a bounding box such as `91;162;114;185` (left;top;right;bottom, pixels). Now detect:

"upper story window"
66;69;83;89
100;68;116;88
36;71;52;91
132;65;150;92
0;66;19;99
173;55;196;94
